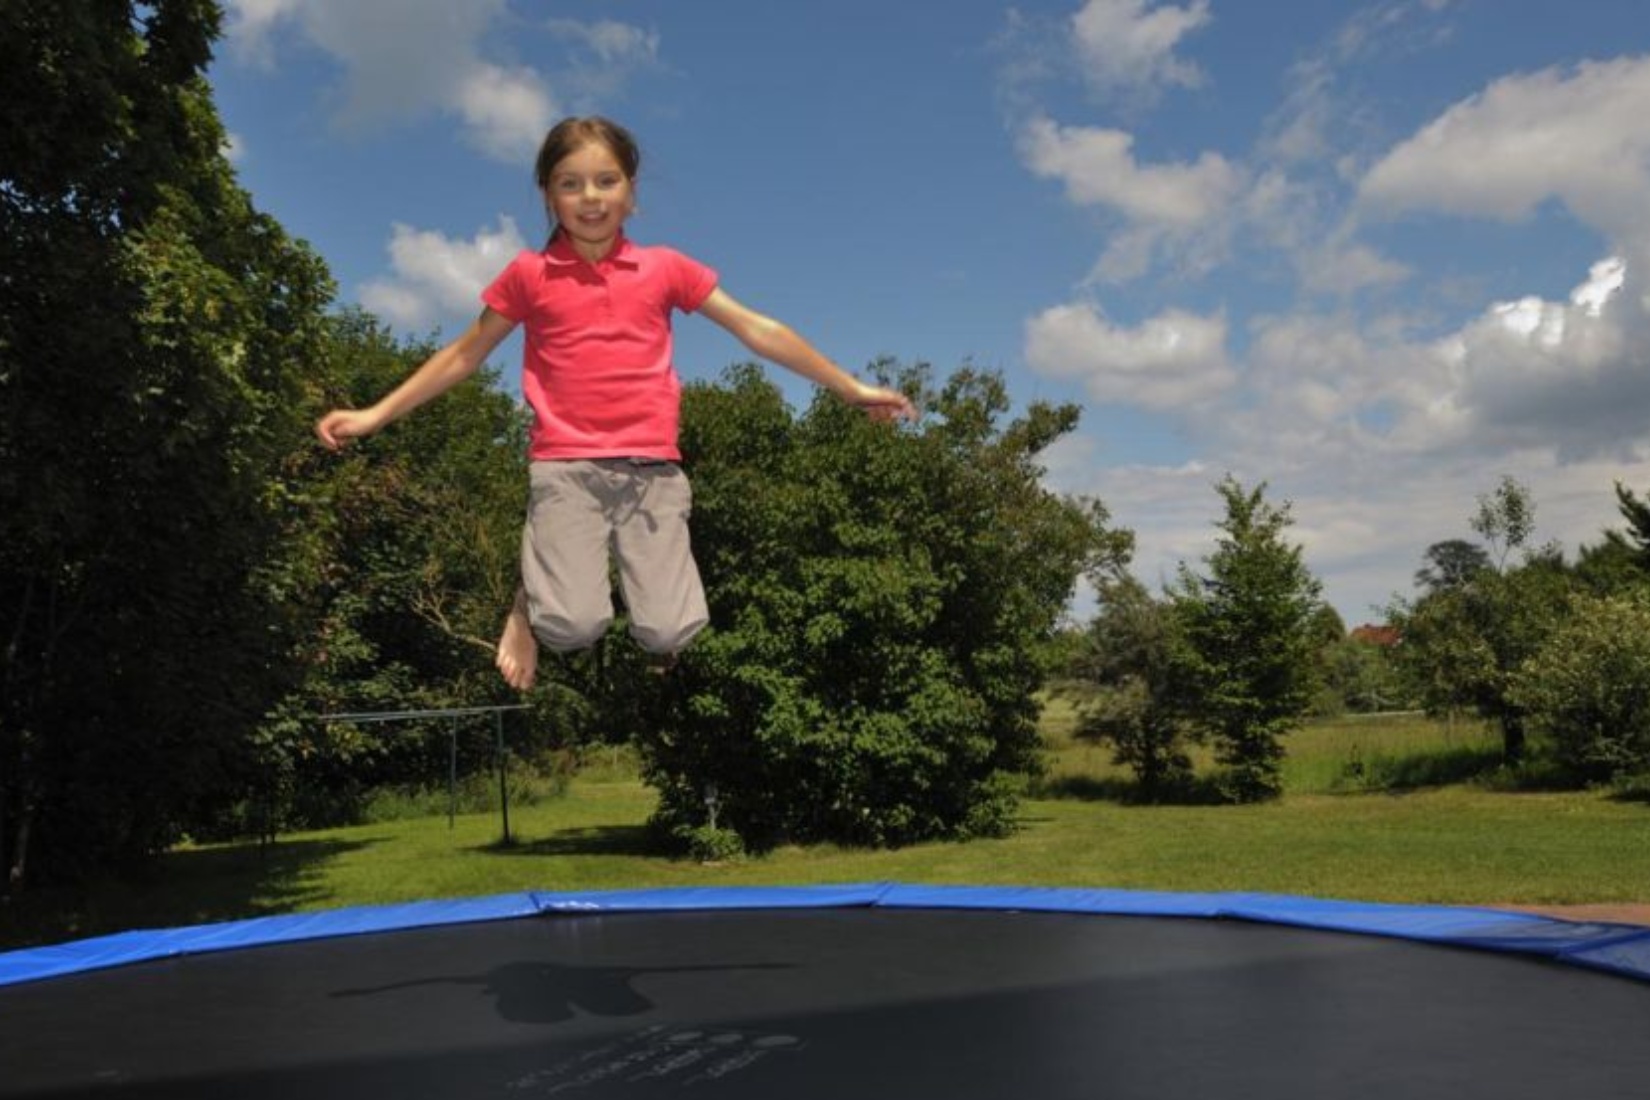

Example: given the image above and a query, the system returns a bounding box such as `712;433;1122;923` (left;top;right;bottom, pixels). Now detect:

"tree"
1390;479;1573;762
244;311;538;833
1576;481;1650;596
1511;591;1650;783
1168;477;1324;802
638;363;1131;852
1414;539;1491;595
0;1;335;883
1073;575;1194;798
1472;475;1537;571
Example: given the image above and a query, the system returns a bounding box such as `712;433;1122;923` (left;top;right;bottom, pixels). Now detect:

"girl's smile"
545;142;636;263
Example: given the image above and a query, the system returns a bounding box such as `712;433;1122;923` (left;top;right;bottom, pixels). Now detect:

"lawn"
3;707;1647;951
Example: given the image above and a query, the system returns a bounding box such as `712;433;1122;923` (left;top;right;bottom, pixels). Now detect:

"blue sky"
211;0;1650;624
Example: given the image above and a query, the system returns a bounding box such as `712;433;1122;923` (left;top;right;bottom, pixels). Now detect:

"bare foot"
495;591;538;691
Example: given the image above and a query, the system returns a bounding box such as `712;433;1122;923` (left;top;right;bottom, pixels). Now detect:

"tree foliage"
1072;576;1194;799
1511;591;1650;784
1414;539;1491;596
639;363;1130;851
1168;477;1324;802
1;0;334;883
242;311;538;834
1389;478;1573;762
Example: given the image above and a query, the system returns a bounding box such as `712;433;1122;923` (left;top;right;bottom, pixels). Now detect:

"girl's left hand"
851;383;917;422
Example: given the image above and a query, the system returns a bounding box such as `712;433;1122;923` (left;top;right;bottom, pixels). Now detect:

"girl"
316;117;915;691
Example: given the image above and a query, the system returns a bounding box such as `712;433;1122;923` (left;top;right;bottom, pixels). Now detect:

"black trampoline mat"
5;907;1648;1099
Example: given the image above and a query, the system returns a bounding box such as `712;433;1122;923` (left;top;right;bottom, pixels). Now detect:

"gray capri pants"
520;458;710;655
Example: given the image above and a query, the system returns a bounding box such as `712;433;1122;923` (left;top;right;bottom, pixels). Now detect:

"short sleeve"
669;249;719;313
480;252;534;322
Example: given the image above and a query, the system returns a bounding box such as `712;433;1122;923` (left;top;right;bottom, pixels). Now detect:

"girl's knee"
629;614;707;656
531;611;611;653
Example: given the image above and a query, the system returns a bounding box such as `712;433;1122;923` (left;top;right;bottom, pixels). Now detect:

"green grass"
4;708;1648;951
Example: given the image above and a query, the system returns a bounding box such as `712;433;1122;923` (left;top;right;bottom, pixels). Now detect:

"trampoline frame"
3;882;1649;989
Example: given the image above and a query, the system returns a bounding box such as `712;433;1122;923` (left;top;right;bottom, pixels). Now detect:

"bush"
1511;591;1650;783
636;365;1125;850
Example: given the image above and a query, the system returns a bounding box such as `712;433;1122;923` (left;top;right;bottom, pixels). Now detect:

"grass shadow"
1334;744;1506;794
1608;784;1650;805
1034;773;1229;806
1;837;378;952
479;823;657;859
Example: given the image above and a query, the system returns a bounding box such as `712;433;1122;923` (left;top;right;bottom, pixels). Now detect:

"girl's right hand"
315;407;384;451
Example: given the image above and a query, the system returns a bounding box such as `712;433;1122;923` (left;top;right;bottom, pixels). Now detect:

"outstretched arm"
315;307;519;449
697;288;915;421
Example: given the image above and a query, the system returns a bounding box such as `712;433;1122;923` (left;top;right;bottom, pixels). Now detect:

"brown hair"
534;116;641;190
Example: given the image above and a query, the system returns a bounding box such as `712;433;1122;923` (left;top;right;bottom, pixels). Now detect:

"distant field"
4;706;1647;951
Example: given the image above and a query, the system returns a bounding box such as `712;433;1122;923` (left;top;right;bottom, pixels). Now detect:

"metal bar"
447;729;457;830
319;705;528;724
495;710;511;845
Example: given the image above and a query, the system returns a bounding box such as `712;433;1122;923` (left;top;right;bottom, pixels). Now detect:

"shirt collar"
542;229;638;270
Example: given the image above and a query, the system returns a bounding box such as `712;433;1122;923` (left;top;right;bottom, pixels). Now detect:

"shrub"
1511;592;1650;783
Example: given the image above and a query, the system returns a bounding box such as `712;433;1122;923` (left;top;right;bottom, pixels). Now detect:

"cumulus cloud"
1070;0;1212;96
1020;7;1650;621
222;0;656;163
1018;114;1241;278
1020;115;1238;225
454;63;558;162
358;216;529;332
1420;257;1647;461
1358;55;1650;238
1025;302;1235;410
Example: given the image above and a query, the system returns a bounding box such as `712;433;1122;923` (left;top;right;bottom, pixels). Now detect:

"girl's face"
544;141;635;262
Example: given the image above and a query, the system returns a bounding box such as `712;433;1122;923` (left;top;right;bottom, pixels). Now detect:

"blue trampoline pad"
3;884;1648;1099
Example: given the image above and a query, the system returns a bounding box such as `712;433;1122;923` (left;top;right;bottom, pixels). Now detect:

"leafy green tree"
244;311;538;832
1414;539;1491;595
1073;575;1194;799
1390;478;1573;763
1;1;334;883
1576;482;1650;596
1511;591;1650;783
1168;477;1324;802
1472;475;1537;571
1320;631;1412;714
640;363;1130;851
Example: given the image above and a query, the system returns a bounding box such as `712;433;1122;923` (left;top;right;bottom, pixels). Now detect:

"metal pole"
447;728;458;830
495;709;511;845
316;704;529;838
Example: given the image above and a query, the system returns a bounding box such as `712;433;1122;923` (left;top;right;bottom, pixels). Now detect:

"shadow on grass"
0;837;378;952
1035;774;1230;806
1335;744;1506;794
477;823;656;859
1609;783;1650;805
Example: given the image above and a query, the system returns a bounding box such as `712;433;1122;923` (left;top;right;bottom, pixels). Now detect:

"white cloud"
1025;302;1235;410
1297;241;1411;297
1422;256;1647;461
1018;114;1241;279
1071;0;1211;96
221;1;656;163
455;63;557;162
1020;115;1238;226
547;19;660;66
1018;9;1650;624
1358;55;1650;238
223;0;304;68
358;216;529;332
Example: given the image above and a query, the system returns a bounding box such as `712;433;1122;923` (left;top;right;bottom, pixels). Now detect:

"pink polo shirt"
482;233;718;461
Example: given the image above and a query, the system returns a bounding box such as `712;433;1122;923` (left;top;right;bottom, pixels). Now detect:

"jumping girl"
316;116;915;690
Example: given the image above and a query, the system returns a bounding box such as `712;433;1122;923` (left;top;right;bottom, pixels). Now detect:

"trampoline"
3;884;1649;1099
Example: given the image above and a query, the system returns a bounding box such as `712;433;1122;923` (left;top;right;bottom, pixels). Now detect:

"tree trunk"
1501;714;1526;764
